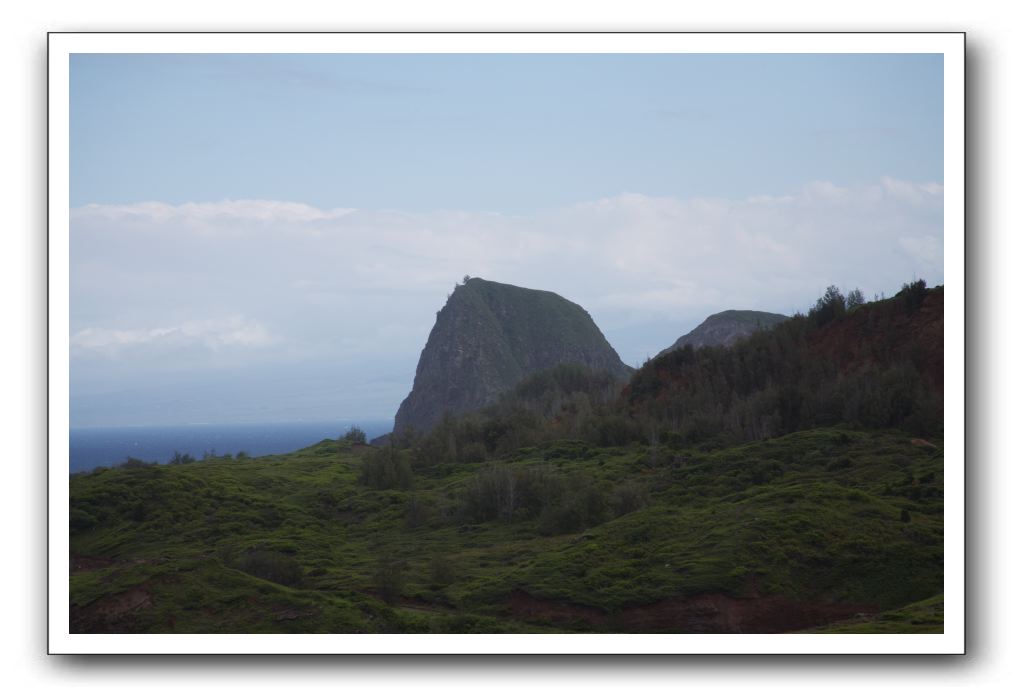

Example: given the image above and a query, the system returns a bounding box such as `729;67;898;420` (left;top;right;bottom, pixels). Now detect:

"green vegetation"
342;426;367;445
70;427;943;633
69;282;944;633
806;594;944;634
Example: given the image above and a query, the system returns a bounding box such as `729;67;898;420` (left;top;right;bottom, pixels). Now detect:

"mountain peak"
659;309;788;356
394;280;630;434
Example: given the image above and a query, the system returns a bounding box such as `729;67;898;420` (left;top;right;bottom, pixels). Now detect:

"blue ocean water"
68;420;393;473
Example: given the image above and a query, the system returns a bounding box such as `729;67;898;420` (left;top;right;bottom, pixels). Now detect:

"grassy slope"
70;429;943;633
805;595;944;634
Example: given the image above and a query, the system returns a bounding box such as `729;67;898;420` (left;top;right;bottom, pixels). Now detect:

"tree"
360;446;414;490
898;279;928;312
845;288;866;311
809;285;846;327
169;451;195;465
343;426;367;444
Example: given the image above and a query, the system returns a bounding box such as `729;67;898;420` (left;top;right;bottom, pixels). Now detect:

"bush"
374;553;405;602
588;413;642;447
461;466;519;523
223;548;304;587
360;446;414;490
70;507;98;534
403;493;438;529
611;481;649;517
343;426;367;444
537;474;609;535
429;556;456;588
169;451;196;465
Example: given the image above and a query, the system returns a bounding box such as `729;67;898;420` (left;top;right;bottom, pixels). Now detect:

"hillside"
69;428;942;633
69;280;945;634
394;278;630;434
629;283;943;445
659;310;788;356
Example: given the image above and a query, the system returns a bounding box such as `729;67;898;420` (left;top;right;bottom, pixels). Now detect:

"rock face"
659;310;788;356
394;278;630;434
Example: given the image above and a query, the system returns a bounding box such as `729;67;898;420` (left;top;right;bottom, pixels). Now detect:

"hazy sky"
69;53;944;427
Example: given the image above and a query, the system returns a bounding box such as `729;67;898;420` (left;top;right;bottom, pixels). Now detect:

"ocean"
68;420;393;473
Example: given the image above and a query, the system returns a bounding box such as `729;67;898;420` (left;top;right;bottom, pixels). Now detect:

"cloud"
898;235;943;267
70;178;944;416
71;316;276;355
881;176;944;206
73;199;354;231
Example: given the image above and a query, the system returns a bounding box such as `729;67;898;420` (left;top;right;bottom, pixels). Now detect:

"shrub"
224;547;304;587
461;466;519;523
360;446;414;490
588;413;642;447
403;493;438;529
828;456;853;471
70;507;98;534
537;474;609;535
343;426;367;444
169;451;196;465
611;481;649;517
374;553;405;602
429;556;456;588
846;489;871;503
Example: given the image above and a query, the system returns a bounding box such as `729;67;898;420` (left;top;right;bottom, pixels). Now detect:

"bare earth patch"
71;587;153;633
508;589;876;633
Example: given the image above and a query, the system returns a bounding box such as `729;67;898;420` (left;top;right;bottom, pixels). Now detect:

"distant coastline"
69;419;393;473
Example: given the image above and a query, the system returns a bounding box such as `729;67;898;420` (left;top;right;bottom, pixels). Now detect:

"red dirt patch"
617;593;876;633
509;590;604;627
70;554;115;572
508;589;876;633
274;608;318;621
71;587;153;633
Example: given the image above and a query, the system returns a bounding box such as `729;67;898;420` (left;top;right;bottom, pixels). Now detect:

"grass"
70;428;943;633
806;595;944;633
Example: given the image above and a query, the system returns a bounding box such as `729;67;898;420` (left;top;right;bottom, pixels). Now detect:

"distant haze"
69;54;943;427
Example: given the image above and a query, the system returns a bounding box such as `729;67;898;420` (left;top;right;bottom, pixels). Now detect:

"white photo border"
48;31;965;655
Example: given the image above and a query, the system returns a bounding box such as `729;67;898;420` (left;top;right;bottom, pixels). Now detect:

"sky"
69;53;944;427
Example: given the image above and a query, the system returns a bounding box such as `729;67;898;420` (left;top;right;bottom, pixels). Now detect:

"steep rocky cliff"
658;310;788;356
394;278;630;434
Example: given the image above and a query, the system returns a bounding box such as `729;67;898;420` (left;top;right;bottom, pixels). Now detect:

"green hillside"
70;427;942;633
69;280;945;634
